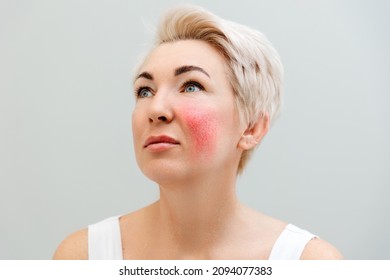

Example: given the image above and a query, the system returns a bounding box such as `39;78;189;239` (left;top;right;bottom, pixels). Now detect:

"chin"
140;162;204;186
141;163;185;184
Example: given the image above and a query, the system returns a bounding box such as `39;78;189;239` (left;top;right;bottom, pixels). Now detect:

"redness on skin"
180;106;218;159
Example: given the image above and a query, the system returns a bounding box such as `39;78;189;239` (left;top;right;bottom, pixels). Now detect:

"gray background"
1;0;389;259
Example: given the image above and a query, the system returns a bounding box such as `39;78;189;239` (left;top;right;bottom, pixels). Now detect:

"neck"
154;173;242;254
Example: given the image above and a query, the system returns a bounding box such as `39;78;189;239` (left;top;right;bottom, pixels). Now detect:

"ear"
238;113;270;150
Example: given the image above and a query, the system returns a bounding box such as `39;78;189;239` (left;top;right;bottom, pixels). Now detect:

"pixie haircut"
140;5;283;174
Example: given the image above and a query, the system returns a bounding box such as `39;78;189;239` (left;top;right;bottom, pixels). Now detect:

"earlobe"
238;113;270;150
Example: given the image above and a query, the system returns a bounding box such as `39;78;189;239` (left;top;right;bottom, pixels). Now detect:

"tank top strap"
268;224;317;260
88;215;123;260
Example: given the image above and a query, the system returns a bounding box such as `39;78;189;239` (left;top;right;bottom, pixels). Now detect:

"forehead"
139;40;227;76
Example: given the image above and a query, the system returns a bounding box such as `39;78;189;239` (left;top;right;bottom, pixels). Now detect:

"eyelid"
134;86;153;98
181;80;205;92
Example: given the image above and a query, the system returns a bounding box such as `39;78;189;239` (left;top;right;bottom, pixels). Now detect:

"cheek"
180;106;218;157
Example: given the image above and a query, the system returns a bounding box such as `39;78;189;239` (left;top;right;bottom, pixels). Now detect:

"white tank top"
88;216;316;260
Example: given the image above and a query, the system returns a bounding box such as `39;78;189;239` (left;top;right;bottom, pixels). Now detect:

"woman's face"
132;40;245;184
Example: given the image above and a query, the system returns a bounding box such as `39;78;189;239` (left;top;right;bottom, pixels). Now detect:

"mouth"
143;135;180;148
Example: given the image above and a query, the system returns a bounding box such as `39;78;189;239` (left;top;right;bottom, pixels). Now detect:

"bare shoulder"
300;238;343;260
53;228;88;260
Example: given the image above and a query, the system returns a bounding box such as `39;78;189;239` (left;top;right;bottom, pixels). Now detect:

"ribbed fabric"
268;224;317;260
88;216;123;260
88;217;316;260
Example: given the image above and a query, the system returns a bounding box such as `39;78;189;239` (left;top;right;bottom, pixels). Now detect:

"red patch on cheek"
181;107;217;157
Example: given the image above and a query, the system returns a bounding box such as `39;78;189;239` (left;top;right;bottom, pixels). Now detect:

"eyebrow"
174;65;210;78
135;72;153;80
135;65;210;81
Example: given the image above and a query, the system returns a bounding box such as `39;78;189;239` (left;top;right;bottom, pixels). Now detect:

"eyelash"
134;80;205;98
134;86;152;98
182;80;205;92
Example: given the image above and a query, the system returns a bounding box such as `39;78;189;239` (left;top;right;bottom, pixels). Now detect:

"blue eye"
137;87;153;98
185;84;200;93
183;81;204;93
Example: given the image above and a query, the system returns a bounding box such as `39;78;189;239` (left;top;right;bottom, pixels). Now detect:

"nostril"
158;116;167;122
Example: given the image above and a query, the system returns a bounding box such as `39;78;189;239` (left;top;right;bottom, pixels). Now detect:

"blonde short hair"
144;5;283;173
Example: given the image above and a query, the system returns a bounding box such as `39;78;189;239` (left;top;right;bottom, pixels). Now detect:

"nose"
148;90;174;124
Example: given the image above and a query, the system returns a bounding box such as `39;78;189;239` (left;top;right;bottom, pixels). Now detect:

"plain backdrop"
1;0;389;259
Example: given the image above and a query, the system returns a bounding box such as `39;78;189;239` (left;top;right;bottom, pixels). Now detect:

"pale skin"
53;40;343;260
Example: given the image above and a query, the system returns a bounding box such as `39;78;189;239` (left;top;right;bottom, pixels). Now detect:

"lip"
143;135;180;150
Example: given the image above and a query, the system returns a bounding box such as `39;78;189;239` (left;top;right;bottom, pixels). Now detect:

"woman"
54;5;342;260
